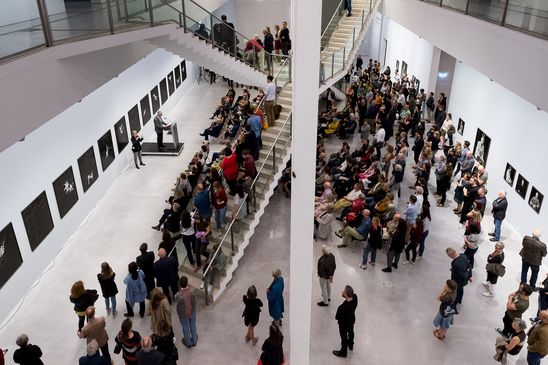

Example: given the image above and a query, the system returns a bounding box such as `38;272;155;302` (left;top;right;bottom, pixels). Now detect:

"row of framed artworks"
0;60;187;290
504;164;543;214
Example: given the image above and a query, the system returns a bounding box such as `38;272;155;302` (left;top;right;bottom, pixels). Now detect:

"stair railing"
320;0;344;51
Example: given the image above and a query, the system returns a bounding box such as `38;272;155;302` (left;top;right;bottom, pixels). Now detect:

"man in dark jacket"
489;191;508;242
317;245;337;307
79;340;108;365
446;247;471;309
263;29;274;74
520;230;547;288
153;248;179;303
333;285;358;358
136;243;155;298
382;214;407;272
136;336;164;365
220;15;235;54
131;130;145;169
13;334;43;365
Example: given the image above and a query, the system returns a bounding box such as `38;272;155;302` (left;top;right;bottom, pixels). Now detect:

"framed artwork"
140;94;151;125
395;60;400;74
114;116;129;153
97;130;115;171
504;163;516;187
529;187;543;214
52;166;79;218
473;128;491;167
77;147;99;193
0;223;23;289
457;118;465;136
150;86;160;114
174;65;181;88
167;71;175;96
159;78;168;104
515;174;529;199
401;61;408;76
180;59;187;81
21;191;54;251
128;104;141;133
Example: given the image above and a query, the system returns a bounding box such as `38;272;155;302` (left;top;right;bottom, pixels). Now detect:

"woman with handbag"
433;279;458;341
115;318;142;365
69;281;99;335
483;242;505;297
147;288;177;364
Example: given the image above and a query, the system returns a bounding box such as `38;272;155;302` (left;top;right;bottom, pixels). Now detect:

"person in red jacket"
212;181;228;229
220;148;239;193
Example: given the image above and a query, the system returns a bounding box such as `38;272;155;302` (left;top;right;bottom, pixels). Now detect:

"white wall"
0;0;65;26
449;62;548;235
0;49;195;322
357;10;383;62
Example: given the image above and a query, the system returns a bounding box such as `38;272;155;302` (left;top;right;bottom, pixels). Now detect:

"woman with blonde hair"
147;288;177;362
69;281;99;335
97;262;119;316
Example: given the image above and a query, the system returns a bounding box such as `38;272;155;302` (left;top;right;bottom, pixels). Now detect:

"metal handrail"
321;0;344;49
256;56;292;110
320;5;367;63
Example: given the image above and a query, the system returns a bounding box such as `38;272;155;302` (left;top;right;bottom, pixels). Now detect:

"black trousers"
502;312;515;337
125;300;145;317
338;323;354;355
157;131;164;148
100;343;111;364
161;284;178;304
405;242;418;262
182;234;196;266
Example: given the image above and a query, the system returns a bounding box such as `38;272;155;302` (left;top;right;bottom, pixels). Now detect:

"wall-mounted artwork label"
128;104;141;133
504;163;516;187
180;60;187;81
97;130;115;171
21;191;54;251
174;66;181;88
0;223;23;289
52;166;79;218
473;128;491;167
78;147;99;192
515;174;529;199
150;86;160;114
140;94;151;125
167;71;175;96
457;118;465;136
114;117;129;153
529;187;543;214
159;78;168;104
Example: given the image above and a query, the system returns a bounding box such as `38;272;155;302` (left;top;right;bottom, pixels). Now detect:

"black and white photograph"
21;191;55;251
0;223;23;289
401;61;408;76
457;118;465;136
114;116;129;153
150;85;161;114
504;163;516;187
174;65;182;88
180;59;187;81
159;78;168;104
515;174;529;199
52;166;79;218
128;104;141;133
167;71;175;96
97;130;115;171
77;147;99;193
529;186;543;214
473;128;491;167
395;60;399;74
140;94;151;125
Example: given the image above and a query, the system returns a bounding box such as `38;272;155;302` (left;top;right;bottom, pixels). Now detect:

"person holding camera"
131;130;145;169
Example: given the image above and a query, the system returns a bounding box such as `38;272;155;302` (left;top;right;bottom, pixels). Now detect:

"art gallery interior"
0;0;547;364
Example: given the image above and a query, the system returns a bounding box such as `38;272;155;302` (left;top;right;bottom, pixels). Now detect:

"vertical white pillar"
289;0;321;364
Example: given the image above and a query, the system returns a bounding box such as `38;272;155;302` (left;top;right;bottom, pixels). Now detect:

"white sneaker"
416;256;423;261
402;260;410;265
358;264;367;270
482;292;494;297
410;260;416;265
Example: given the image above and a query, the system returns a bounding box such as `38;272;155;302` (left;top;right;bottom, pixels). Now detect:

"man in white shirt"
373;122;385;160
264;75;277;127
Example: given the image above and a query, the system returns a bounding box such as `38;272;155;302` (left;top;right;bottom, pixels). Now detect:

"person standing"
131;131;145;169
317;245;336;306
79;306;112;364
115;318;142;365
153;248;179;304
136;243;155;298
279;21;290;56
79;340;108;365
499;319;527;365
153;111;169;149
382;214;407;272
360;216;382;269
259;324;284;365
489;191;508;242
212;181;228;230
174;276;198;348
446;247;471;310
97;262;118;317
432;280;457;341
267;268;285;327
147;289;176;364
483;242;505;297
242;285;263;345
264;75;276;128
520;230;547;288
497;284;533;337
527;310;548;365
13;334;43;365
263;28;274;74
180;211;196;270
193;183;212;221
343;0;352;16
70;281;99;335
136;336;164;365
123;262;147;318
333;285;358;358
403;218;423;264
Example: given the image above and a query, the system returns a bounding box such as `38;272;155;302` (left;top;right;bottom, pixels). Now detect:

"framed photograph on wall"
52;166;79;218
180;60;187;81
21;191;54;251
401;61;408;76
97;130;115;171
395;60;400;74
114;116;129;153
504;163;516;187
473;128;491;167
159;78;168;104
0;223;24;289
515;174;529;199
150;86;160;114
140;94;151;125
167;71;175;96
174;65;181;88
529;187;543;214
128;104;141;133
457;118;465;136
77;147;99;193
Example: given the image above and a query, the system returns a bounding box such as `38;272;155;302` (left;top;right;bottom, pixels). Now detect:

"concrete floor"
0;80;545;365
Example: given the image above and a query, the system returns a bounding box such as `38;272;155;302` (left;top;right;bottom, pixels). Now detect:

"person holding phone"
131;131;145;169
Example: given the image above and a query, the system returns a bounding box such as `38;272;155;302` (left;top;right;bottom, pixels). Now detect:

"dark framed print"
515;174;529;199
401;61;408;76
114;116;129;153
180;59;187;81
159;78;168;104
21;191;54;251
140;94;151;125
97;130;115;171
77;147;99;193
395;60;400;74
128;104;141;133
529;187;543;214
504;163;516;187
0;223;23;289
174;65;181;88
167;71;175;95
457;118;465;136
52;166;79;218
150;86;160;114
473;128;491;167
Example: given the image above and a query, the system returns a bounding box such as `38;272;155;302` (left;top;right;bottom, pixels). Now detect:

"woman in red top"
212;181;228;229
404;218;424;264
220;149;239;193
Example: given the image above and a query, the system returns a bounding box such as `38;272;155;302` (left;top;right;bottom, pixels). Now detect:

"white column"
289;0;321;364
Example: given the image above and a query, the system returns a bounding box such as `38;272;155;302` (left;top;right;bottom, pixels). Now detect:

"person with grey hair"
501;319;527;365
79;306;111;364
79;339;108;365
317;245;336;307
519;229;546;288
135;336;164;365
13;334;43;365
489;191;508;242
267;268;285;327
483;242;505;297
333;285;358;358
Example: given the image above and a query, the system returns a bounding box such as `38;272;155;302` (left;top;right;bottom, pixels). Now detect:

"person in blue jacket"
267;268;285;327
